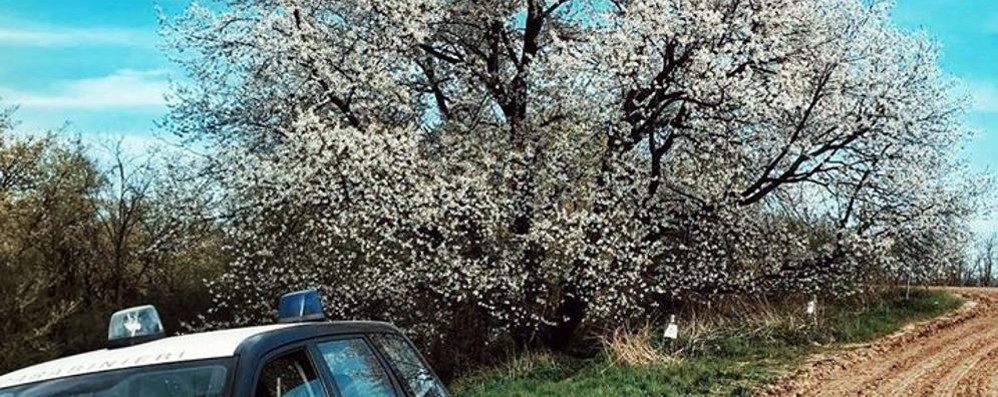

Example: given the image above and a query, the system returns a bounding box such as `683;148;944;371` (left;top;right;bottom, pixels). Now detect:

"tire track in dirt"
989;367;998;395
880;317;998;395
932;331;998;396
757;287;998;397
843;312;994;394
956;343;998;396
811;296;991;396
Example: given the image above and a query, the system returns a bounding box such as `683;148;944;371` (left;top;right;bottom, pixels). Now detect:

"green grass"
451;289;962;397
826;290;962;344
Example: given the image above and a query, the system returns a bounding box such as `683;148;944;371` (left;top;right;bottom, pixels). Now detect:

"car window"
255;350;325;397
316;339;396;397
370;334;447;397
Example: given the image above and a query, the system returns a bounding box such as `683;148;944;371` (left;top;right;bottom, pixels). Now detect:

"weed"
451;289;962;397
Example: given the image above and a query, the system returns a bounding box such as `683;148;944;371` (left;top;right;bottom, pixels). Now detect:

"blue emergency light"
107;305;165;348
277;289;327;323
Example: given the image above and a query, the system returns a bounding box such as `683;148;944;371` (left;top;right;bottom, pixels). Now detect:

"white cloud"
0;25;150;47
9;126;180;166
968;81;998;114
83;131;176;160
0;69;170;109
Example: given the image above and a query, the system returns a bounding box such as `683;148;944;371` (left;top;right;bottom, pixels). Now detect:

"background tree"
156;0;986;372
970;233;997;287
0;104;227;373
0;106;87;371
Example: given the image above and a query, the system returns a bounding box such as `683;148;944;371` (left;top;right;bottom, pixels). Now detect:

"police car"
0;290;450;397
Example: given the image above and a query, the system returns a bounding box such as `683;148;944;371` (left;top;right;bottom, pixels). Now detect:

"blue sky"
892;1;998;167
0;1;187;150
0;0;996;229
890;0;998;232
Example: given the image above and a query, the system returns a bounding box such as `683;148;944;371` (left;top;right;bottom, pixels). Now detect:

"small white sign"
806;298;817;315
664;315;679;340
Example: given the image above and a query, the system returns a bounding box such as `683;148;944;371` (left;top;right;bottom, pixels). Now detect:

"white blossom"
163;0;982;347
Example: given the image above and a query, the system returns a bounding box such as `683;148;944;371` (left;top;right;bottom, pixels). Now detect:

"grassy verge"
450;289;962;397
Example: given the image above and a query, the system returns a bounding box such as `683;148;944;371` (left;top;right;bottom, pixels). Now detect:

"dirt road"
760;288;998;396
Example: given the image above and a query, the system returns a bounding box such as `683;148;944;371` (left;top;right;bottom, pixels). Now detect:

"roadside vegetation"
1;0;996;392
0;109;224;373
156;0;993;379
452;289;962;397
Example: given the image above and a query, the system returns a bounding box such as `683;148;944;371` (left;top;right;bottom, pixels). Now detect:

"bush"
451;289;963;396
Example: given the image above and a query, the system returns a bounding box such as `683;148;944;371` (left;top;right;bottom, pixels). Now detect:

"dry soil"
759;287;998;397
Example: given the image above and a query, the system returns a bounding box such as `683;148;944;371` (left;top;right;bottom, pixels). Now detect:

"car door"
310;336;404;397
369;333;449;397
253;348;328;397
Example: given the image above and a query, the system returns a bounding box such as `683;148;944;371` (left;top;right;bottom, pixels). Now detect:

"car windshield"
0;359;230;397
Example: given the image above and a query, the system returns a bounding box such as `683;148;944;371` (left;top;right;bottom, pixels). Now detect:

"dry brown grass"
599;295;819;362
672;295;817;353
600;326;681;367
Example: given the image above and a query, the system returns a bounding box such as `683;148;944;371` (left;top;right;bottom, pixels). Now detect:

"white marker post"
906;272;912;300
664;314;679;340
806;296;817;326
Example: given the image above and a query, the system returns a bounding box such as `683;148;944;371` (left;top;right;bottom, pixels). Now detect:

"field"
451;289;963;397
